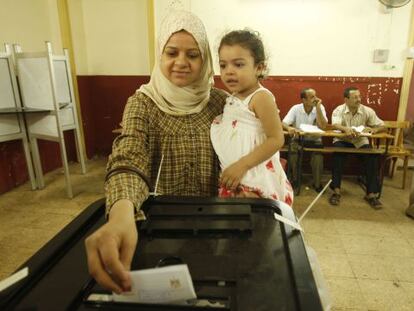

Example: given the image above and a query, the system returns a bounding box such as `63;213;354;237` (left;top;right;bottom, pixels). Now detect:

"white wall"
156;0;413;77
3;0;410;77
68;0;150;75
0;0;63;53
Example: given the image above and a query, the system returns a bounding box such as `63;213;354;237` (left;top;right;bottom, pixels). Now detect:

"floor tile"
347;254;394;281
301;218;338;234
358;279;413;311
401;282;414;305
304;232;346;254
326;277;367;309
316;252;355;278
334;219;402;239
396;221;414;240
0;227;56;253
388;257;414;282
341;235;414;257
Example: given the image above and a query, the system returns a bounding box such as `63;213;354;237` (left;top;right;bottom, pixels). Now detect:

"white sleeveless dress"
210;87;293;206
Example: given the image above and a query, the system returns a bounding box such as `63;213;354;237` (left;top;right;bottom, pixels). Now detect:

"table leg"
296;136;304;196
378;138;390;198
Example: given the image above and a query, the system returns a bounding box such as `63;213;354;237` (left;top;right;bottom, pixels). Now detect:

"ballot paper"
351;125;365;133
113;264;196;304
299;124;324;133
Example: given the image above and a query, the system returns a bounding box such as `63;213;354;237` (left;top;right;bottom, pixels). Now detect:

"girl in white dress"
210;30;293;206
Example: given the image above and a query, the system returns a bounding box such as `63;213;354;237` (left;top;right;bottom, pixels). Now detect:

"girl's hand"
220;160;250;190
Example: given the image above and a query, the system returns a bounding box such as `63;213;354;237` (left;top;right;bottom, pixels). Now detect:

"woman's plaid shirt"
105;88;227;217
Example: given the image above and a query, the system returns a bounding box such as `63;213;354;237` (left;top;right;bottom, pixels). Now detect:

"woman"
85;11;227;293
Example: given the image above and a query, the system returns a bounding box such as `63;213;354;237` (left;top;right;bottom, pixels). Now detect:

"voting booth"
0;197;323;310
13;42;86;198
0;45;37;190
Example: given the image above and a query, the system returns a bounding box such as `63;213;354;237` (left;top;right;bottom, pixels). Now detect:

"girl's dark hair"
219;29;267;78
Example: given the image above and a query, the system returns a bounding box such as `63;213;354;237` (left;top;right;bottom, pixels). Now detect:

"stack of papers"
113;264;196;304
351;125;365;133
299;124;324;133
351;126;371;136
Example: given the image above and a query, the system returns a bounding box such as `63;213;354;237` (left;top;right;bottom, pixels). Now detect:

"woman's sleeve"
104;94;151;218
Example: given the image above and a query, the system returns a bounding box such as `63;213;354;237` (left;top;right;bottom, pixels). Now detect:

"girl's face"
160;31;203;87
219;44;263;97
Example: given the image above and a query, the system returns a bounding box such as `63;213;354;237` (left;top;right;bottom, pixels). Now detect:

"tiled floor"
296;171;414;310
0;157;413;310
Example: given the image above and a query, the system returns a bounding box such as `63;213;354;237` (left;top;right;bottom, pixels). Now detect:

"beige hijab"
138;10;214;116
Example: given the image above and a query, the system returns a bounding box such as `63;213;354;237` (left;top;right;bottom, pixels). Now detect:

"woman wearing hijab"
85;11;227;293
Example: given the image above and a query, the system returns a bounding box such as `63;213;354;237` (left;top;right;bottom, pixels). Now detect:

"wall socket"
373;49;389;63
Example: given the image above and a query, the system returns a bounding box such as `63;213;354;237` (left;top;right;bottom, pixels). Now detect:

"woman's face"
160;31;203;87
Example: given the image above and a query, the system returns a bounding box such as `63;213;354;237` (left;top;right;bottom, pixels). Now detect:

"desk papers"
351;125;364;133
113;264;196;304
299;124;324;133
351;126;372;136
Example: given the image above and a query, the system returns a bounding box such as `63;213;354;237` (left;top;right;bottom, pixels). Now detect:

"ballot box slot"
140;204;252;237
141;220;252;237
146;204;251;216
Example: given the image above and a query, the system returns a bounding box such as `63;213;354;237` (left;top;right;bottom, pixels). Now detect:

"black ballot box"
0;196;323;311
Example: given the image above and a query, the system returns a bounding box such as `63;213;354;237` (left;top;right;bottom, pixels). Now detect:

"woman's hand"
85;200;137;294
220;159;250;190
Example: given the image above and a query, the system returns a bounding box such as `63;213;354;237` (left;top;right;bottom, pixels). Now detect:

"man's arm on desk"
331;124;358;137
282;122;299;137
363;125;387;134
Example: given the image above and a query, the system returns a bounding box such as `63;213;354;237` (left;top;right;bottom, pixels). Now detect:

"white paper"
351;125;372;136
299;124;324;133
113;264;196;304
351;125;364;133
0;267;28;292
273;212;303;232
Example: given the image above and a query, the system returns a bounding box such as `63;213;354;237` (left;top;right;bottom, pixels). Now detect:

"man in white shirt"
330;87;386;209
282;88;328;192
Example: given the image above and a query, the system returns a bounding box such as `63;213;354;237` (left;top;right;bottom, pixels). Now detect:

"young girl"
210;30;293;206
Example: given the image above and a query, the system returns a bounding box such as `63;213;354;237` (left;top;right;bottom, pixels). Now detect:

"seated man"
329;87;386;209
282;88;328;192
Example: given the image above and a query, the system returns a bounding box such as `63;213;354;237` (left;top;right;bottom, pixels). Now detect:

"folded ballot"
113;264;196;304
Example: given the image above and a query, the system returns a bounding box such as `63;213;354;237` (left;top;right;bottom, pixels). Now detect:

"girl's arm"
220;91;285;190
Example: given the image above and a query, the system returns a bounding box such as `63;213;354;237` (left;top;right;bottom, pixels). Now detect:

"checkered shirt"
105;88;227;218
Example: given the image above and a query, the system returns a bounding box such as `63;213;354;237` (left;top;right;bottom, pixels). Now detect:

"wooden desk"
295;131;393;196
